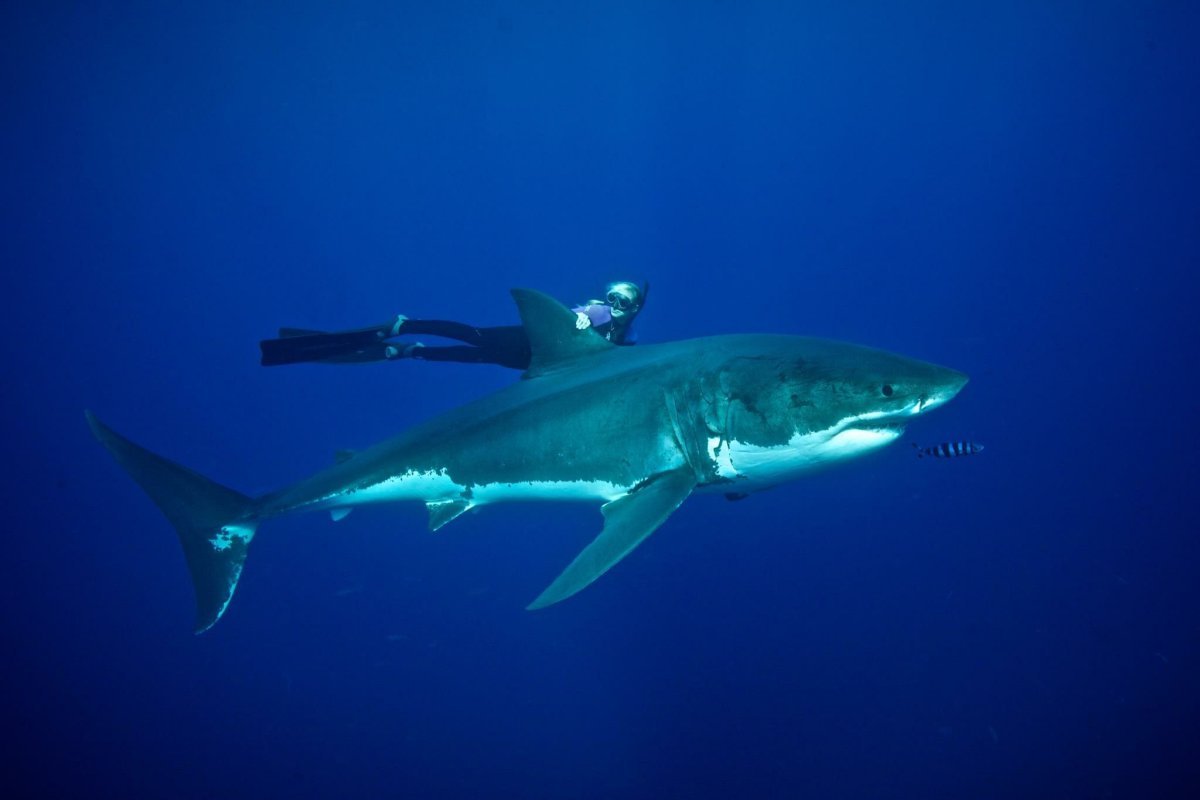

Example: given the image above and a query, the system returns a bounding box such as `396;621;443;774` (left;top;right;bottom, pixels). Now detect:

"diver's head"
605;281;643;320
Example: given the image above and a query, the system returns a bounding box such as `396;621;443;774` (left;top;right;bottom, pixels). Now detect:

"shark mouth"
852;420;906;433
840;398;928;436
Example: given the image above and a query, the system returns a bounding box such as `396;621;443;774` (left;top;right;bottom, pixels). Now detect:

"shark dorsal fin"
511;288;614;378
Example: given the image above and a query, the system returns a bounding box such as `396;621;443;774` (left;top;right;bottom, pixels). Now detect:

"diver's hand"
575;312;592;330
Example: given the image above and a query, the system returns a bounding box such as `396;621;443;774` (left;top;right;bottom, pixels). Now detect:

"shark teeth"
855;421;905;432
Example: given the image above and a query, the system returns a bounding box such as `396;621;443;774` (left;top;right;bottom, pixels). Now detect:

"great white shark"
88;289;968;632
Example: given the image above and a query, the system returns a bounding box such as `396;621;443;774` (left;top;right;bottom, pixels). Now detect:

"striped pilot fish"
913;440;984;459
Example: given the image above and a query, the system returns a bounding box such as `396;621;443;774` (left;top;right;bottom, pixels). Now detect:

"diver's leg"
405;345;494;364
392;319;490;346
408;326;532;370
261;319;530;368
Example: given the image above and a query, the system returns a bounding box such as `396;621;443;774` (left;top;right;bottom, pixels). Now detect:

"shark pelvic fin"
426;499;473;532
511;288;614;378
527;467;696;610
85;411;259;634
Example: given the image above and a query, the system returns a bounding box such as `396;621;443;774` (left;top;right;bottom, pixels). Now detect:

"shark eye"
881;384;894;397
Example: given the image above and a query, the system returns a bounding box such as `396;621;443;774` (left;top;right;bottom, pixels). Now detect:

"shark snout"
943;368;970;398
919;368;969;414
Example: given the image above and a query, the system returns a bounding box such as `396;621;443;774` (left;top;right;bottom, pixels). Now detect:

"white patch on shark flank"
707;436;740;479
334;469;465;506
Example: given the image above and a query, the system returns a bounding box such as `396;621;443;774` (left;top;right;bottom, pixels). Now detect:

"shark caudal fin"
85;411;259;633
511;288;614;378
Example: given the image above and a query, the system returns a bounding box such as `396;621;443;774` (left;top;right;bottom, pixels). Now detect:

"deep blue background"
4;2;1198;797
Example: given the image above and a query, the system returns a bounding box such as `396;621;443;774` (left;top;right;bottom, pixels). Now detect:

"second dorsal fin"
511;289;613;378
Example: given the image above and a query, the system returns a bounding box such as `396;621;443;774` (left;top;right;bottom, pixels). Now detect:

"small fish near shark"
87;289;969;632
913;440;984;459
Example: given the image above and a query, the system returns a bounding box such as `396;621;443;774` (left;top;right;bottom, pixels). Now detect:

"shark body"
89;290;968;632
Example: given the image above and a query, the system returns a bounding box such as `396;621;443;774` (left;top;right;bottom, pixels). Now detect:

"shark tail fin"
85;411;259;633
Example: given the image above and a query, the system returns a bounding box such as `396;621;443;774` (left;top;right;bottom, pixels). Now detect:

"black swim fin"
259;324;393;366
277;327;327;338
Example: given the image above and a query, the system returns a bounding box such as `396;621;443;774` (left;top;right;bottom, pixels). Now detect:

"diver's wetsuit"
260;304;634;370
401;321;533;369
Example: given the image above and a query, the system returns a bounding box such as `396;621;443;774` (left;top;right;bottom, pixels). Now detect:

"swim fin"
259;324;393;366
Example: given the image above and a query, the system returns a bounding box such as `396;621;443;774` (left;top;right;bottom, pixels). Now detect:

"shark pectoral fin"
426;499;473;532
527;468;696;610
511;288;614;378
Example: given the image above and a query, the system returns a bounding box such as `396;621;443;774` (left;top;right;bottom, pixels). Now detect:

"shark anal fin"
427;499;473;532
511;288;613;378
527;467;696;610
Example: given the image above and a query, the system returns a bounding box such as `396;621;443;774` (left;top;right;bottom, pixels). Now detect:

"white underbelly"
321;468;629;510
472;479;628;504
708;427;902;489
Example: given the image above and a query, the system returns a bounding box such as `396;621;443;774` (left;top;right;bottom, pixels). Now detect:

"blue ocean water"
5;2;1198;797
